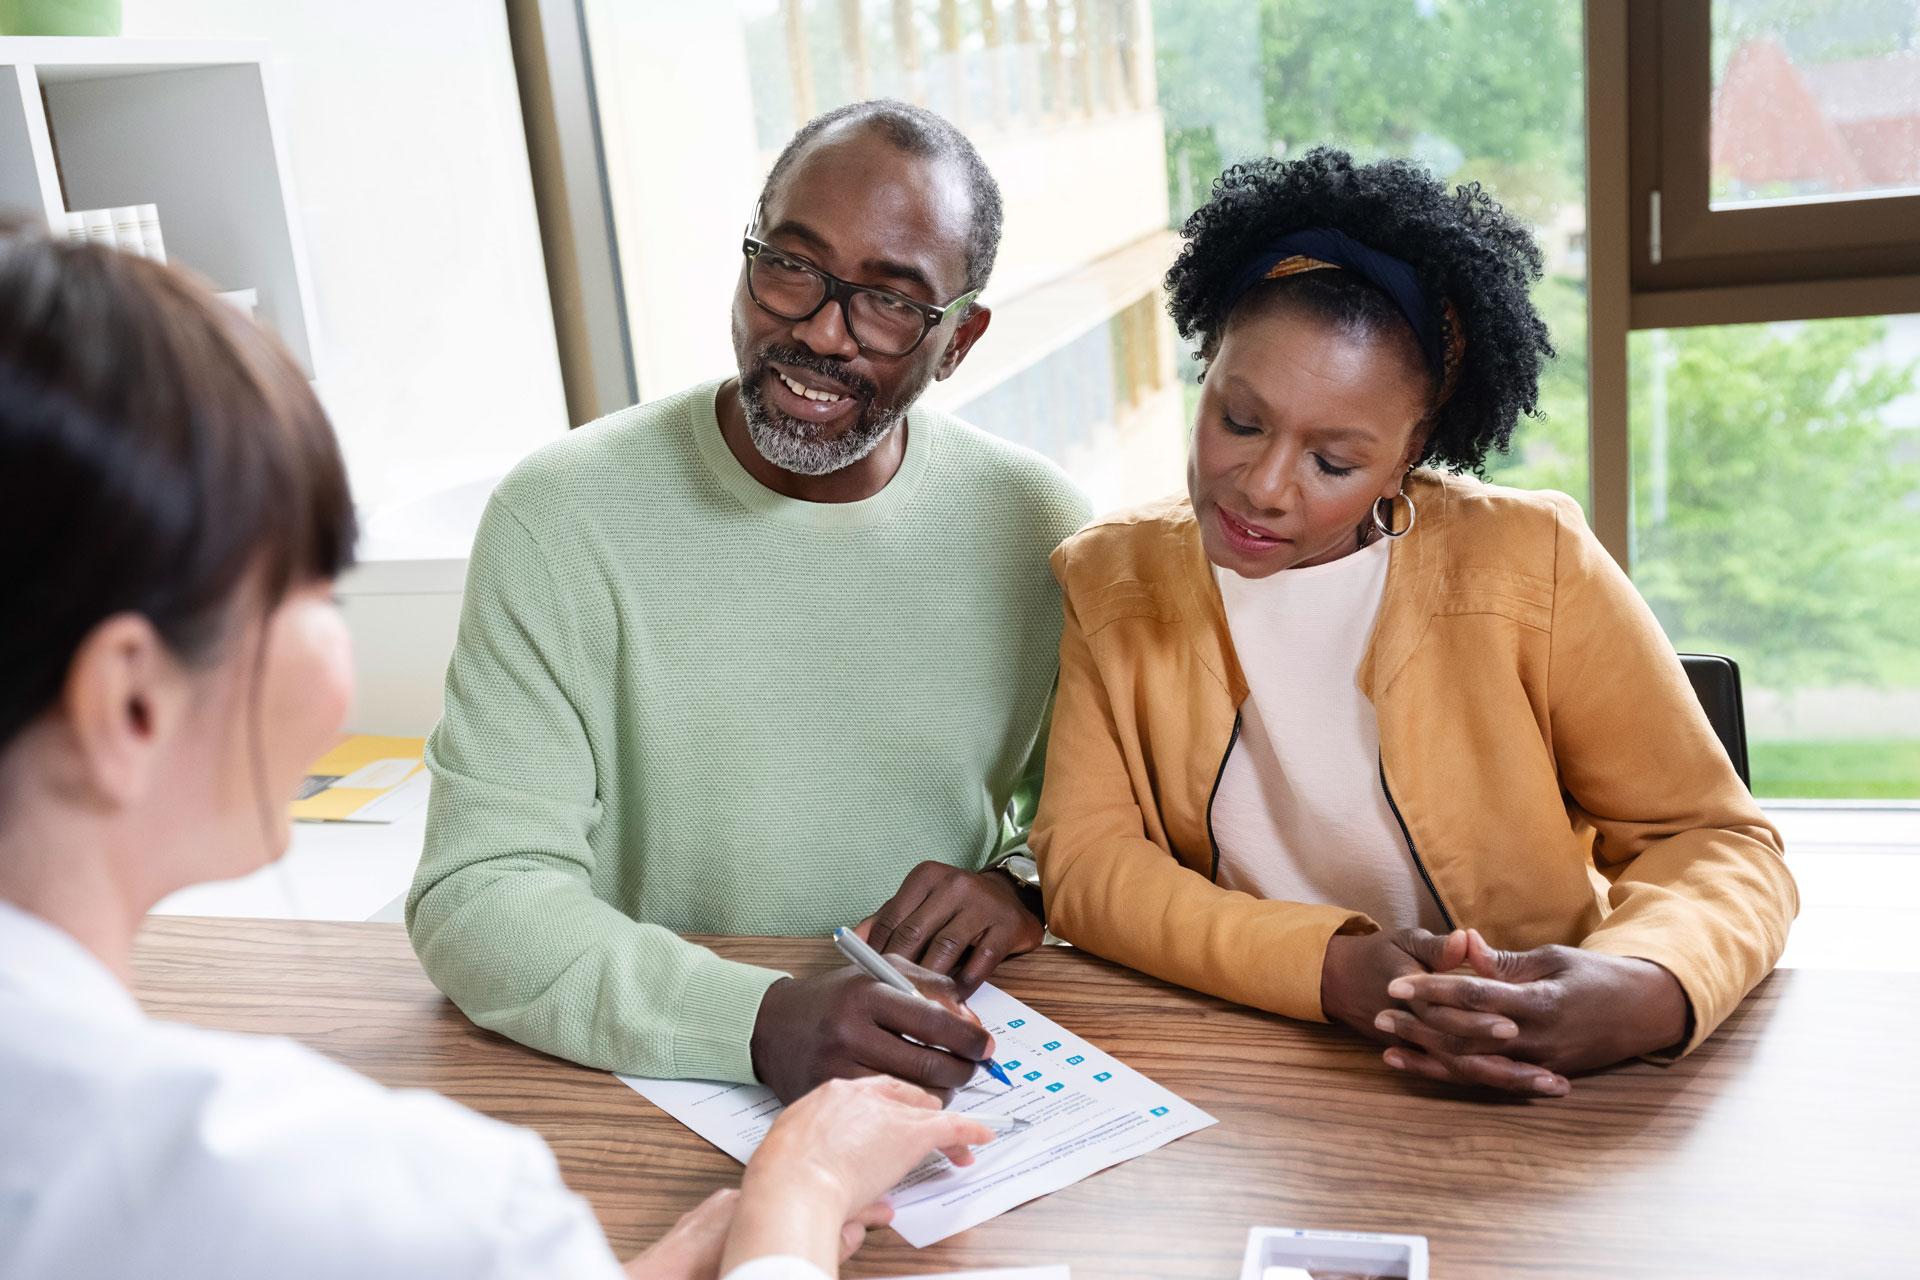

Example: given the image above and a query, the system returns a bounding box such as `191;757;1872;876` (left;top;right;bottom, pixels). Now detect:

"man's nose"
790;294;860;360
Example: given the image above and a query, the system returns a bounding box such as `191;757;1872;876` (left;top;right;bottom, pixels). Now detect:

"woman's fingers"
926;1111;998;1153
1411;998;1520;1041
838;1201;894;1261
1389;926;1467;973
1383;1045;1570;1096
1386;971;1550;1019
859;1073;943;1111
851;1083;995;1158
1372;1007;1517;1059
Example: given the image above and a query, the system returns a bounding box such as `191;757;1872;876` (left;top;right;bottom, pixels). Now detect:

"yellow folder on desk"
290;736;426;823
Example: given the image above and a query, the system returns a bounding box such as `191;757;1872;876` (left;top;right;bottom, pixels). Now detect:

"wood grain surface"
131;917;1920;1278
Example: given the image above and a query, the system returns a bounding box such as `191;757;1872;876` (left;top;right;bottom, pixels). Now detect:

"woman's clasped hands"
1322;926;1691;1098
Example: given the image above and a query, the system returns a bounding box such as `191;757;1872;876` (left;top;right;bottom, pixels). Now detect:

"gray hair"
758;99;1005;296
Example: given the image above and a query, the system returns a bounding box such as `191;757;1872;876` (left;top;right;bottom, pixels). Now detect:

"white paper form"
617;984;1213;1247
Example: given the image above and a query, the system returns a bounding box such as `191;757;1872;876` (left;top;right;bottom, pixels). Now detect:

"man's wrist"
984;852;1044;920
748;976;795;1085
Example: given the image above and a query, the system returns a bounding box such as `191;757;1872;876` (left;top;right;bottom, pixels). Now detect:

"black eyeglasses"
741;232;980;358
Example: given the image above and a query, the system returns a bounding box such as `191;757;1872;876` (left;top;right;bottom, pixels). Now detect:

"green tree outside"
1630;319;1920;693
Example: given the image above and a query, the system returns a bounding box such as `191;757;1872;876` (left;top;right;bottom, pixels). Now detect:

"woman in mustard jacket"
1031;150;1796;1097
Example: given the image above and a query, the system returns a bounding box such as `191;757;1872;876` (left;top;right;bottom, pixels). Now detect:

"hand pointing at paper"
720;1075;997;1278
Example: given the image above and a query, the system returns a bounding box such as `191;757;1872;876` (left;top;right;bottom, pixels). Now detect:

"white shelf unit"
0;37;319;377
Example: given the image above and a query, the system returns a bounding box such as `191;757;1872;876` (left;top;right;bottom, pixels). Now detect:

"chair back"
1679;652;1751;789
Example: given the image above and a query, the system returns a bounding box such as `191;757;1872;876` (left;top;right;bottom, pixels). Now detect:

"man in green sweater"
406;100;1090;1101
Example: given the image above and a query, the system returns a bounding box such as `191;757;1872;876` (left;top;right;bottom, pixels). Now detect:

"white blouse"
724;1258;832;1280
1211;537;1447;931
0;901;825;1280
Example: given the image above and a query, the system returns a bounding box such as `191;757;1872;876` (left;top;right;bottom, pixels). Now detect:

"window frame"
1625;0;1920;322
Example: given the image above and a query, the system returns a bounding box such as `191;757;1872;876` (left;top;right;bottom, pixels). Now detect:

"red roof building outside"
1712;38;1920;197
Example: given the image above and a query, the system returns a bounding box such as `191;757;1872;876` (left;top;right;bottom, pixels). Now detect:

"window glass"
1629;315;1920;799
584;1;1587;515
1711;0;1920;205
1155;0;1590;508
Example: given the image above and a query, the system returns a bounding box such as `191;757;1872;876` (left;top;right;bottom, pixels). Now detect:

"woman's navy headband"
1219;226;1466;401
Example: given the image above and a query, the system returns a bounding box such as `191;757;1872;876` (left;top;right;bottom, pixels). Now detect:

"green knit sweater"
406;380;1089;1083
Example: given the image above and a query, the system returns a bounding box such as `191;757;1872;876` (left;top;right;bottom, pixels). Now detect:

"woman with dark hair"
0;225;993;1280
1031;150;1797;1095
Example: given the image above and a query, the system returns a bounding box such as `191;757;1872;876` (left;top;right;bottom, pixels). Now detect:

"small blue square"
1150;1106;1169;1117
1023;1070;1042;1082
1093;1071;1112;1082
1002;1060;1021;1071
1046;1081;1065;1093
1007;1018;1026;1028
1066;1055;1085;1066
1042;1041;1061;1052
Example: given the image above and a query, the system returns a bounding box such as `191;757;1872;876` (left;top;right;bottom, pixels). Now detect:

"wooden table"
132;918;1919;1278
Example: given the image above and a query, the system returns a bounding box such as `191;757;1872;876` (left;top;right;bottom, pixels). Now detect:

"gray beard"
739;384;905;477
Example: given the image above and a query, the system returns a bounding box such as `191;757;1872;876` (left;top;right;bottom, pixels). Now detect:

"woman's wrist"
720;1175;846;1277
1624;958;1692;1057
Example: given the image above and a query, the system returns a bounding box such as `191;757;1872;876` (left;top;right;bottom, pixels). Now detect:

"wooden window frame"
1585;0;1920;568
1627;1;1920;322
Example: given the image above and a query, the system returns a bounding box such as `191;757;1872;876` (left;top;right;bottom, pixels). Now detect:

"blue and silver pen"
831;926;1015;1088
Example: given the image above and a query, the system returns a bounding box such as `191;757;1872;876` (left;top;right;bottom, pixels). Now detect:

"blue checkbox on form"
1046;1082;1065;1093
1066;1055;1084;1065
1002;1060;1021;1071
1043;1041;1061;1051
1024;1071;1042;1081
1150;1106;1169;1117
1007;1019;1025;1028
1093;1071;1112;1082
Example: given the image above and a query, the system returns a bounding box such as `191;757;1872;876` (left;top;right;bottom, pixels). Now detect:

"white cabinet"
0;37;320;377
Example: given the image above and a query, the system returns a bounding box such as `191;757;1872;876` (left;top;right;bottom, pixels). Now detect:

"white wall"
123;2;569;513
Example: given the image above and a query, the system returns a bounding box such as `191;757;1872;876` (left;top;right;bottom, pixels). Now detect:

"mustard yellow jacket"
1032;473;1796;1056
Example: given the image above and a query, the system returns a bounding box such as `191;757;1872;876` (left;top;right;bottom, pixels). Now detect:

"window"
1629;0;1920;305
1629;313;1920;799
956;292;1183;505
1711;0;1920;206
526;2;1590;513
559;0;1176;512
1588;3;1920;801
1153;0;1591;507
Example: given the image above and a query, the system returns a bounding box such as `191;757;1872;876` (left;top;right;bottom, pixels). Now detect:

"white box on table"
1240;1226;1429;1280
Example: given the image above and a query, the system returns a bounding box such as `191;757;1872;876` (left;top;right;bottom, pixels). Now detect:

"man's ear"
934;304;992;380
59;614;191;808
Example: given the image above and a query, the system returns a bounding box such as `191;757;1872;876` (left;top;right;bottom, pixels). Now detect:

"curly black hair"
1166;147;1553;474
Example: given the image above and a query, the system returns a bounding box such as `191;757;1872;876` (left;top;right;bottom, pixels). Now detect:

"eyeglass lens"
749;251;928;355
